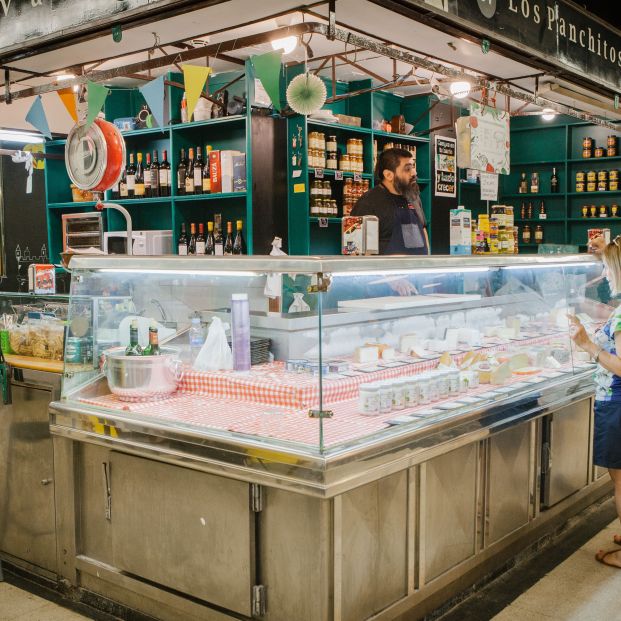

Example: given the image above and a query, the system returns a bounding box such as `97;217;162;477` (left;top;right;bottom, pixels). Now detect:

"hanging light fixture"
450;81;471;99
271;36;298;55
541;108;556;121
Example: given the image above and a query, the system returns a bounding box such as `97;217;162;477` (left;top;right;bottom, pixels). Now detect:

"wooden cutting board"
3;354;64;374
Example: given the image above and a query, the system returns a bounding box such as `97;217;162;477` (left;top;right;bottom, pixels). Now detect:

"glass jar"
576;171;586;183
609;169;619;182
326;135;337;152
583;136;594;149
600;205;608;218
598;170;609;182
346;139;355;155
595;147;605;158
608;147;617;157
323;180;331;197
608;135;618;149
610;180;619;191
587;170;597;182
590;205;597;217
587;181;597;192
340;153;351;171
522;224;531;244
583;148;593;159
317;132;326;151
582;205;588;218
326;152;337;169
598;180;608;192
612;204;619;217
534;224;544;244
575;182;585;192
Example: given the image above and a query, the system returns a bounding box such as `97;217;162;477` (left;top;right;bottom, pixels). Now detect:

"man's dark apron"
383;189;428;255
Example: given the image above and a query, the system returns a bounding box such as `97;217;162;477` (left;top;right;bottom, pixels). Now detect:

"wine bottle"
233;220;244;255
126;153;137;198
159;150;171;197
214;214;224;255
202;145;212;193
177;223;188;255
177;148;187;196
194;146;204;194
188;222;197;255
144;152;152;198
119;165;128;199
134;152;145;198
185;147;195;195
196;222;206;255
206;221;215;255
551;167;559;193
125;319;143;356
142;321;161;356
150;150;160;198
111;173;120;200
224;221;234;255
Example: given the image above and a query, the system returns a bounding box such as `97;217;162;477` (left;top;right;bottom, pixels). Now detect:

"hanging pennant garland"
24;95;52;140
182;65;212;121
86;81;110;129
251;51;283;111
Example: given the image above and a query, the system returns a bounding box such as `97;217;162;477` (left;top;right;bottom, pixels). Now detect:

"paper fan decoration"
286;73;327;115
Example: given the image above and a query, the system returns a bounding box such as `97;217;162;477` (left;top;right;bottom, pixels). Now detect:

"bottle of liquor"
196;222;206;254
530;172;539;194
134;152;145;198
185;147;195;195
551;167;559;193
522;224;532;244
144;152;152;198
233;220;244;255
206;221;215;255
194;146;204;194
534;224;544;244
527;201;533;219
125;319;143;356
519;172;528;194
214;214;224;255
159;150;171;197
520;201;526;219
150;150;160;198
142;321;161;356
202;145;212;193
224;221;234;255
119;165;128;199
539;200;546;219
188;222;197;255
126;153;137;198
177;148;187;196
177;223;188;255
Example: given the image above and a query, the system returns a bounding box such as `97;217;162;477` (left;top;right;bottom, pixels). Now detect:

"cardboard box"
342;216;364;255
28;264;56;294
450;207;472;256
232;153;246;193
588;228;611;244
220;150;243;193
335;113;361;127
209;150;222;193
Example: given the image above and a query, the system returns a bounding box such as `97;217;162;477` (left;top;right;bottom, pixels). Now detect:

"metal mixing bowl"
103;347;183;401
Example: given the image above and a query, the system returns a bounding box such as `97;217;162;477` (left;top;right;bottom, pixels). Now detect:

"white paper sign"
469;102;510;175
480;172;499;201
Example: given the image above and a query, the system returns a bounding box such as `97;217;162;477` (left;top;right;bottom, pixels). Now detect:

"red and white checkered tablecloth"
177;332;569;409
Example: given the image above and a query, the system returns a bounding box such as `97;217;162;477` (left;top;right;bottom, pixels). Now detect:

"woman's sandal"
596;548;621;568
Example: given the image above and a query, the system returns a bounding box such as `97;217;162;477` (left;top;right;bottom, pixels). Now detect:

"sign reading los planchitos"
418;0;621;92
0;0;189;58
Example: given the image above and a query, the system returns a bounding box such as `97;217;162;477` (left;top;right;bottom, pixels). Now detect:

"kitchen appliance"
104;230;172;255
62;212;104;252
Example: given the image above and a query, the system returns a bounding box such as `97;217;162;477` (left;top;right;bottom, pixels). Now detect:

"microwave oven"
103;230;173;255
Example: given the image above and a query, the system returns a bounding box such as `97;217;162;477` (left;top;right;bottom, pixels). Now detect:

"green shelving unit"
500;116;621;253
45;67;258;262
286;74;431;255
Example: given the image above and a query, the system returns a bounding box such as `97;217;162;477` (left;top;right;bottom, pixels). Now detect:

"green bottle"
142;321;161;356
125;319;143;356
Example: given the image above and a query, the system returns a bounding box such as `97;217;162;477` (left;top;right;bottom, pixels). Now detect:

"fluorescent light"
505;262;598;270
541;108;556;121
450;81;471;99
271;36;298;55
99;268;260;277
55;73;75;81
0;129;45;143
332;267;490;278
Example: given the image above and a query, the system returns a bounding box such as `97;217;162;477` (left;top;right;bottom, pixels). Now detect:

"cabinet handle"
40;478;53;486
102;462;111;521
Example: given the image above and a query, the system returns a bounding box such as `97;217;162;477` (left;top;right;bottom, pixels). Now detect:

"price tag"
354;172;362;182
319;217;329;228
314;168;324;178
539;214;547;220
334;170;343;180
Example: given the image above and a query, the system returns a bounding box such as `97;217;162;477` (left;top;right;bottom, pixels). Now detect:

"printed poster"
435;135;456;198
469;102;510;175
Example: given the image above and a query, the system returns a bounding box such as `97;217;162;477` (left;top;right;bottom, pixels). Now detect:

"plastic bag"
288;292;311;313
264;237;286;298
193;317;233;371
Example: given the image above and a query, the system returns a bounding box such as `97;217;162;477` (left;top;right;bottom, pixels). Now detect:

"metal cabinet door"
0;383;56;572
541;400;591;508
110;452;255;617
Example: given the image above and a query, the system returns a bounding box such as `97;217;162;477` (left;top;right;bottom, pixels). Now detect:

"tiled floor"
0;582;93;621
491;519;621;621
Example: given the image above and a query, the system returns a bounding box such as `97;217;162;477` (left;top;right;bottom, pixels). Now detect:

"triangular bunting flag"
139;75;165;131
182;65;212;121
86;81;109;128
251;51;283;111
57;87;77;123
25;96;52;140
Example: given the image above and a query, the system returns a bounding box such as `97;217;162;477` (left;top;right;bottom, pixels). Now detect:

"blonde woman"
570;235;621;568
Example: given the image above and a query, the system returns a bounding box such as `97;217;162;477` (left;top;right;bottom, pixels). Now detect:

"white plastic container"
378;382;393;414
418;374;431;405
359;384;380;416
391;380;406;410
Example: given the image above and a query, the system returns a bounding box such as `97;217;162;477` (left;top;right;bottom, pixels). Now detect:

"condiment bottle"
534;224;544;244
522;224;531;244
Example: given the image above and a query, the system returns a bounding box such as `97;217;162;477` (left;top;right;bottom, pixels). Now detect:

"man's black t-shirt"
350;184;426;254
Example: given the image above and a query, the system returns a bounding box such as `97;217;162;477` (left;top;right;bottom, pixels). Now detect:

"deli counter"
3;254;613;621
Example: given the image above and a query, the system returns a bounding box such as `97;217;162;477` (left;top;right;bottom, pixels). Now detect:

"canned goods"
610;180;619;191
65;336;83;364
576;171;586;183
595;147;605;158
587;181;597;192
598;170;609;182
587;170;597;182
608;135;618;149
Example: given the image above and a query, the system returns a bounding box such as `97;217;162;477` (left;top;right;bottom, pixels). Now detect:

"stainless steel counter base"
41;370;612;621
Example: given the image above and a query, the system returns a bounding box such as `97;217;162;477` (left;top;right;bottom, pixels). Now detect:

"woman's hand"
388;278;418;296
567;314;593;351
587;235;607;257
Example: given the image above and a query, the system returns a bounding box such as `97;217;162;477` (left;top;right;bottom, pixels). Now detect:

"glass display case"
55;253;607;455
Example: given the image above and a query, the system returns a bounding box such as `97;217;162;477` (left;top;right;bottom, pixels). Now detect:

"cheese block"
460;351;476;369
490;362;512;384
410;346;431;358
506;317;521;337
544;356;562;369
438;351;453;367
444;328;459;349
497;327;518;340
381;347;396;360
354;345;379;363
475;362;493;384
507;352;530;371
